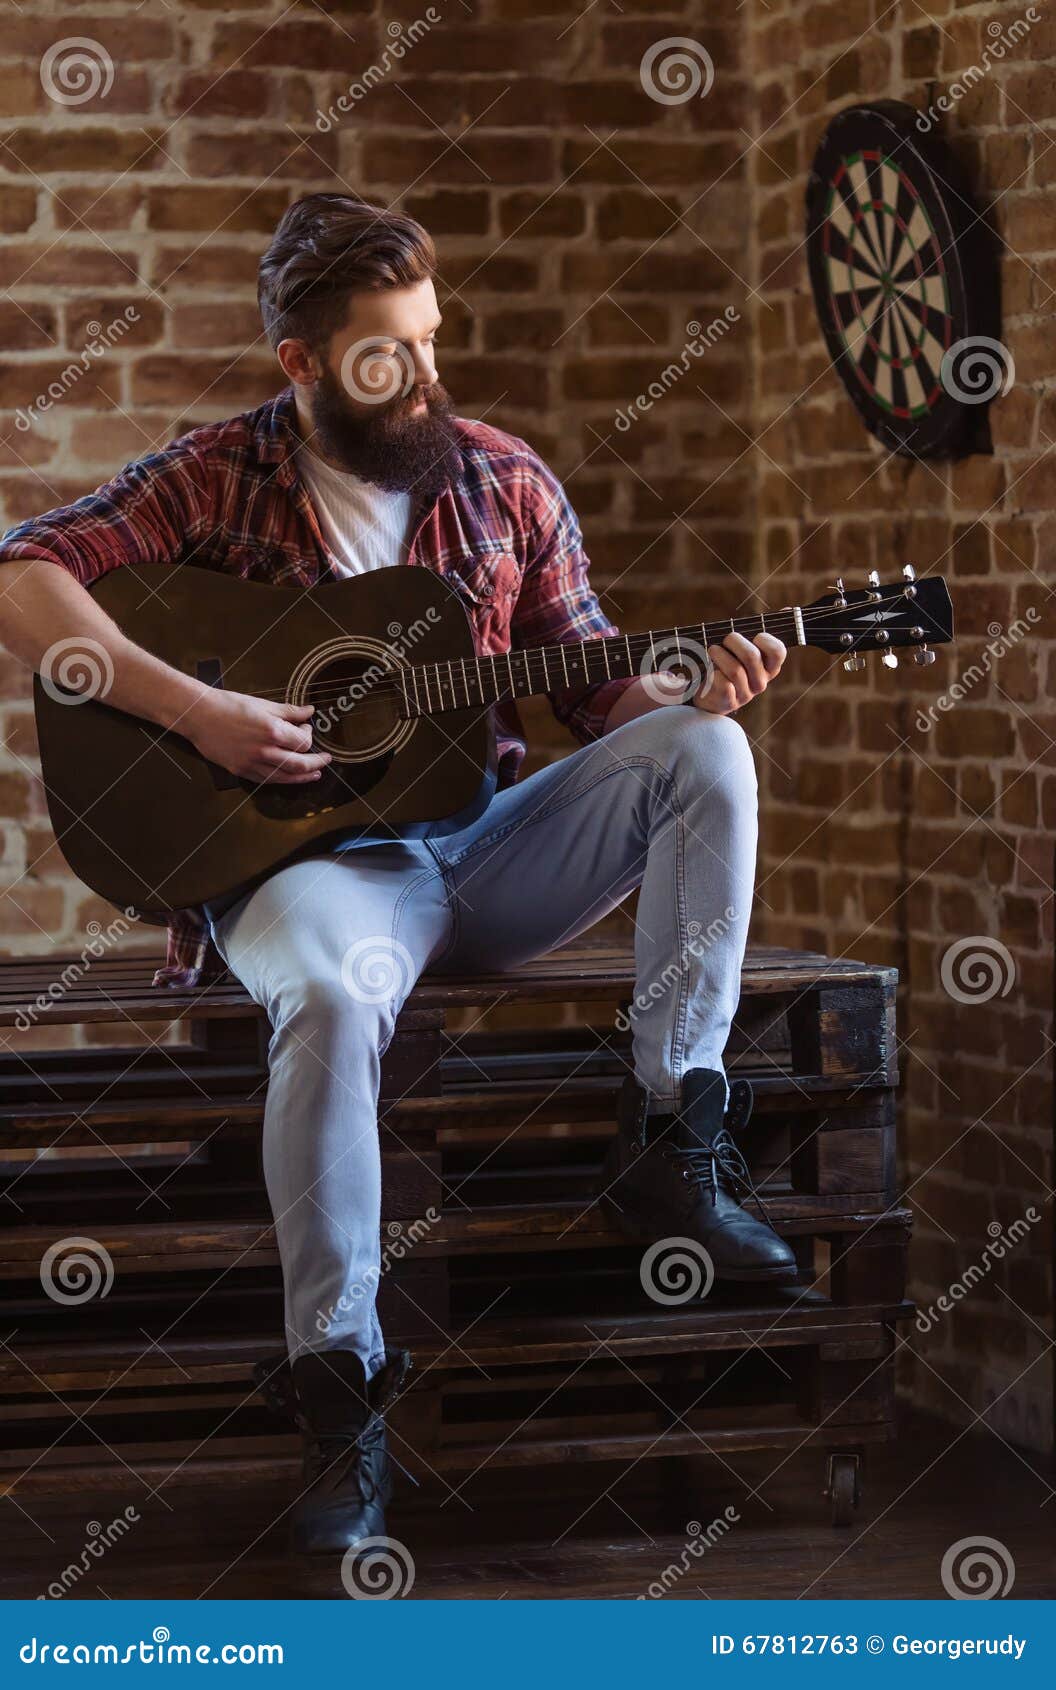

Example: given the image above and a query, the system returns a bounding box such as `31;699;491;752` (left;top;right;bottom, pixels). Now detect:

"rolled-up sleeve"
0;448;210;584
511;457;636;744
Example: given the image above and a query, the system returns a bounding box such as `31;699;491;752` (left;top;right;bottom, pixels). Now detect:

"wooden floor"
4;1411;1052;1600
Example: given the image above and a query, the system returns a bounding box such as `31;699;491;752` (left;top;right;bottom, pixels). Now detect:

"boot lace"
663;1126;784;1239
663;1125;752;1201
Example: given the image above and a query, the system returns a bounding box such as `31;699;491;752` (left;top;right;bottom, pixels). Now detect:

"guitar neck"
399;608;806;717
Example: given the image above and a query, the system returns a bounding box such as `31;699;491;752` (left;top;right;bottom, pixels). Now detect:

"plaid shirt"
1;389;635;986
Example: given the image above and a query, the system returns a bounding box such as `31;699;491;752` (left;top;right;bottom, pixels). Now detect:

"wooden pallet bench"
0;940;908;1526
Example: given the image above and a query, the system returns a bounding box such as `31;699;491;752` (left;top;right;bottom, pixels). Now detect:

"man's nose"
410;344;437;388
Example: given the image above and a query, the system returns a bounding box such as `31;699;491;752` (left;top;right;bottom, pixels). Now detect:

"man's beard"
305;370;461;501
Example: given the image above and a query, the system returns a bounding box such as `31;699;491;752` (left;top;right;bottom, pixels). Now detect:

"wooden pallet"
0;939;907;1525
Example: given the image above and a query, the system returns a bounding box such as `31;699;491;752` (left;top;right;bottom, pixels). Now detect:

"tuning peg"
913;646;936;666
843;654;866;672
881;651;899;669
902;563;916;582
867;569;880;587
832;575;847;606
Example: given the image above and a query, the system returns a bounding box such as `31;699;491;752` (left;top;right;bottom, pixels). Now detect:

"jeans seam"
378;865;446;1045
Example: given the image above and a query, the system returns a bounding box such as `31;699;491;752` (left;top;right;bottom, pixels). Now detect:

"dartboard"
806;101;1000;458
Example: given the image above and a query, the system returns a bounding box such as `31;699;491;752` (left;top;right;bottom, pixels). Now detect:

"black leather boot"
600;1068;798;1284
257;1346;412;1558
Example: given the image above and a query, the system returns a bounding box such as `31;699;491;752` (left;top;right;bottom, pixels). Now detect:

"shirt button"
481;584;494;597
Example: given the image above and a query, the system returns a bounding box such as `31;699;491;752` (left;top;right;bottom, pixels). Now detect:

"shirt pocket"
441;544;522;648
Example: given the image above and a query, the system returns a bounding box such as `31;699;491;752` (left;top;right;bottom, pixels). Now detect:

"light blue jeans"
209;706;758;1373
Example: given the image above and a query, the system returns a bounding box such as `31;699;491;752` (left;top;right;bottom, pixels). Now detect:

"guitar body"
34;564;497;916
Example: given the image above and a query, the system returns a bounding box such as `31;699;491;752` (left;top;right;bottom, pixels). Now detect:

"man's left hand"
691;631;787;715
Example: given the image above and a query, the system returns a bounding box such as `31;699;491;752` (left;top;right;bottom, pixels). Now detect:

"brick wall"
746;0;1053;1453
0;1;1051;1448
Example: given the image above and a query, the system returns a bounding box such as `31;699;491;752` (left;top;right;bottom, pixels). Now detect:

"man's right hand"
185;689;332;784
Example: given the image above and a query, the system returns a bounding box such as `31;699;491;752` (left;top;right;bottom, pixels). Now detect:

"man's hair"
258;193;436;350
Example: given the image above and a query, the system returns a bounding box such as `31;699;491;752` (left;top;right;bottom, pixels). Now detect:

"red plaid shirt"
2;389;634;986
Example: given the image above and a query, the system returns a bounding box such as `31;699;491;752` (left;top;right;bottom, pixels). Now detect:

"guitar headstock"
801;567;953;670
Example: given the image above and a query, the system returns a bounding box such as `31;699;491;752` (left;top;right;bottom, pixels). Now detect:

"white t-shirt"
296;445;412;577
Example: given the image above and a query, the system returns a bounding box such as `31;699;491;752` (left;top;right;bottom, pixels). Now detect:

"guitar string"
229;599;930;710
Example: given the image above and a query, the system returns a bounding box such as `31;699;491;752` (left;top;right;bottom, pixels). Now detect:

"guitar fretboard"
397;610;806;717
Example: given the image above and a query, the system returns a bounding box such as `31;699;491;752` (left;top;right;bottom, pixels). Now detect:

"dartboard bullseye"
806;101;1001;459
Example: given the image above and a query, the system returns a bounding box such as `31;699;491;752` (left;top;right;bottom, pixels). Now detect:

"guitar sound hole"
252;655;405;819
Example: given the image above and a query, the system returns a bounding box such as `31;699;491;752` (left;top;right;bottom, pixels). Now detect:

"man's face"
283;278;461;498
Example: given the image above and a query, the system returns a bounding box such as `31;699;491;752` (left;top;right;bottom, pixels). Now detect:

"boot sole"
601;1194;799;1285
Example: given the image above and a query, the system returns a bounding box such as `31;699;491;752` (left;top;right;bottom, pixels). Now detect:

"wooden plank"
0;942;898;1029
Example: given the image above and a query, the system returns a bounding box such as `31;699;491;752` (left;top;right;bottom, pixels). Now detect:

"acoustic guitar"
33;563;953;917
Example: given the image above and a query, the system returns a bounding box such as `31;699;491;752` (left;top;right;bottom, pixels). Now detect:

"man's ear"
276;338;321;387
